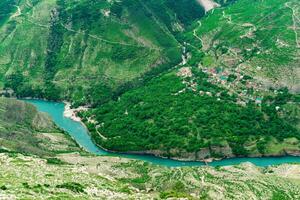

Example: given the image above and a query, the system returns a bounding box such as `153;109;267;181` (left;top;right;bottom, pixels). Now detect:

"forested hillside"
0;0;204;106
83;68;299;160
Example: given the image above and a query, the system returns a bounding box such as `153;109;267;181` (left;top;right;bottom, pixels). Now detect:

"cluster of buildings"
176;65;266;107
203;66;265;106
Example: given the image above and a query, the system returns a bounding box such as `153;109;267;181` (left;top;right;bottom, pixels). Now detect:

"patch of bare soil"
197;0;220;13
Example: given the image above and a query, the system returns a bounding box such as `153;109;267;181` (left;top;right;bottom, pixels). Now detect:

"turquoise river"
24;99;300;167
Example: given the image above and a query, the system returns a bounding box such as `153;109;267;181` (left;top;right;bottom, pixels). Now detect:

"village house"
177;67;193;78
255;97;263;104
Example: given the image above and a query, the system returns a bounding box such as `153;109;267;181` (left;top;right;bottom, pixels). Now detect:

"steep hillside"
0;0;204;106
0;98;80;156
0;152;300;199
187;0;300;92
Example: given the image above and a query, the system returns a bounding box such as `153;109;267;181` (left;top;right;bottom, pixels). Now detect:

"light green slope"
189;0;300;92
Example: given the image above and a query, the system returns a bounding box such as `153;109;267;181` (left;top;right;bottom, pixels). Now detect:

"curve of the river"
24;99;300;167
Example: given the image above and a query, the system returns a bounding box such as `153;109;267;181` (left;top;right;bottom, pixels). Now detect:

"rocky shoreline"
63;102;88;122
119;149;300;163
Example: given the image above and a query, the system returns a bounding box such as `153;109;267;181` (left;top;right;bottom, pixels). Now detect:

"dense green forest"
82;66;299;159
77;0;300;160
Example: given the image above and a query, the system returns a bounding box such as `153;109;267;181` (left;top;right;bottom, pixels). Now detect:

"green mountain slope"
0;98;80;156
0;0;204;106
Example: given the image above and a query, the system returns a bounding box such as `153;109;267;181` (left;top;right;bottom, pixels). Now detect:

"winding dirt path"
286;2;300;48
193;21;204;47
10;6;21;20
61;23;160;50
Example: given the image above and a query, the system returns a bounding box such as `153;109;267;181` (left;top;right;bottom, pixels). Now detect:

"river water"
24;99;300;167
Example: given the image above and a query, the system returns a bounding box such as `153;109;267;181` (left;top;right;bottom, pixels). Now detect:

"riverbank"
63;102;88;122
107;148;300;164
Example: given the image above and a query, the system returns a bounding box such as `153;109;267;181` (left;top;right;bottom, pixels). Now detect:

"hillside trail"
11;1;184;52
26;18;50;28
285;2;300;48
60;23;161;50
24;15;161;50
193;21;204;47
10;6;21;20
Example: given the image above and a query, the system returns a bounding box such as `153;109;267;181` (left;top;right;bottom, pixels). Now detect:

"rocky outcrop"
121;145;300;163
123;146;234;162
